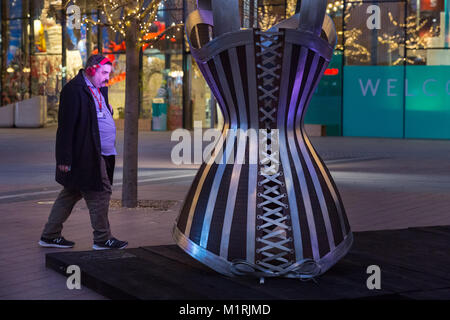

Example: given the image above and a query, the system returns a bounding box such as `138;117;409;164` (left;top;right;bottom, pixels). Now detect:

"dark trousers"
41;156;115;243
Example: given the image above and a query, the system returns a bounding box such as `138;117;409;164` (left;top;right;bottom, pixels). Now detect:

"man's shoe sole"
38;240;74;249
92;244;128;250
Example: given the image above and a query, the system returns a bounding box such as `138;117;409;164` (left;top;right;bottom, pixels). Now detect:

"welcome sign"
343;66;450;139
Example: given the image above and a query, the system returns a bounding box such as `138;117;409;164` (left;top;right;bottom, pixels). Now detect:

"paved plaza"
1;126;450;299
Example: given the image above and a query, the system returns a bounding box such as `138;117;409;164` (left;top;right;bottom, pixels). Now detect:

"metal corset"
174;0;353;279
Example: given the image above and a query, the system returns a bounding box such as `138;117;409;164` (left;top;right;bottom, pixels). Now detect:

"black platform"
45;226;450;300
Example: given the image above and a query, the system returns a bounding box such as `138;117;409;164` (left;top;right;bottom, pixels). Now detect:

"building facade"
1;0;449;139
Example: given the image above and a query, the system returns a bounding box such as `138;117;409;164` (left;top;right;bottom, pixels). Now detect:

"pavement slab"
1;127;450;299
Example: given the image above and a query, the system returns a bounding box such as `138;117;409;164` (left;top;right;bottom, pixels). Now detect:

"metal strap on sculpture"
174;0;353;280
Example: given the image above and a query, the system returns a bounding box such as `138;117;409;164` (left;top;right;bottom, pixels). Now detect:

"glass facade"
0;0;449;138
342;0;450;139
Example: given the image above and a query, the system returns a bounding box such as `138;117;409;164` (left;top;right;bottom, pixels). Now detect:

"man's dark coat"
55;69;113;191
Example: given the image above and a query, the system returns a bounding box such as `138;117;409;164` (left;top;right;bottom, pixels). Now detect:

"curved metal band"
322;14;337;48
186;9;213;48
188;0;336;50
284;29;333;60
190;30;254;62
197;0;211;10
297;0;327;36
211;0;240;36
173;224;354;278
297;0;335;47
191;29;332;65
270;13;337;49
194;0;240;37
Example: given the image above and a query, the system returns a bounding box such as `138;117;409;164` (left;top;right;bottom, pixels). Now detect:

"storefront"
309;0;450;139
0;0;449;139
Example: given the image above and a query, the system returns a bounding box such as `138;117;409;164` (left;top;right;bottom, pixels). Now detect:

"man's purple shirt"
84;72;117;156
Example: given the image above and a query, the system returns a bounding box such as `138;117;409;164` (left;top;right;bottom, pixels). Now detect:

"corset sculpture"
173;0;353;279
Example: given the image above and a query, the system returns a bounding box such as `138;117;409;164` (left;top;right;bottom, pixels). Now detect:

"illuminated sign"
420;0;444;11
324;68;339;76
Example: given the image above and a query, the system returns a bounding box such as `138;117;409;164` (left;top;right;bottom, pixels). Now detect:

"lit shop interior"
1;0;449;138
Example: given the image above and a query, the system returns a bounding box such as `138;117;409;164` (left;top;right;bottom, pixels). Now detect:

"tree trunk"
122;18;140;208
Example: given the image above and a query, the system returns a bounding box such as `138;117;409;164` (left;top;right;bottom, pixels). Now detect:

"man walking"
39;54;128;250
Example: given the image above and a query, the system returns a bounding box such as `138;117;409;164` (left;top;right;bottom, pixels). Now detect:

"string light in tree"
377;12;439;65
334;1;371;63
83;0;180;47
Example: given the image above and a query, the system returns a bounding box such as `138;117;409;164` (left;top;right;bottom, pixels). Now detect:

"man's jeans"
41;156;113;242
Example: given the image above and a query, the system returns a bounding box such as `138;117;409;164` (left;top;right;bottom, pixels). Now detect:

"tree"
82;0;181;207
377;12;439;65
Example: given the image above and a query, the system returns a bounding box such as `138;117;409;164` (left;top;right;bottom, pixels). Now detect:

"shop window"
142;52;183;130
140;6;184;130
407;0;450;66
326;0;344;50
149;8;184;53
2;19;31;105
158;0;184;10
344;1;406;66
65;10;100;82
29;0;64;121
107;53;126;121
99;23;126;121
405;0;450;139
8;0;24;19
64;14;87;80
258;0;287;31
189;56;217;129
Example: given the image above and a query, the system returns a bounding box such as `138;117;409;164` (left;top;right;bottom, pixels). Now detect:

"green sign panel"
405;66;450;139
343;66;404;138
343;66;450;139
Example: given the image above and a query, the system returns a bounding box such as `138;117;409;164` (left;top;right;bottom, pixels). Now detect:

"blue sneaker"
92;237;128;250
39;236;75;248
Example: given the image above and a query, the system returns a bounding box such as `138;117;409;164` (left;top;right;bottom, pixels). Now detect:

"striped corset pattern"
174;4;353;279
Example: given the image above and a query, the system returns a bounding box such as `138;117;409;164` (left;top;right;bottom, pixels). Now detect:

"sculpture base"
172;226;354;278
45;226;450;300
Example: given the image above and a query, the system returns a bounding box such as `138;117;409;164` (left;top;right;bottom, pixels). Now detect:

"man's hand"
58;165;71;172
